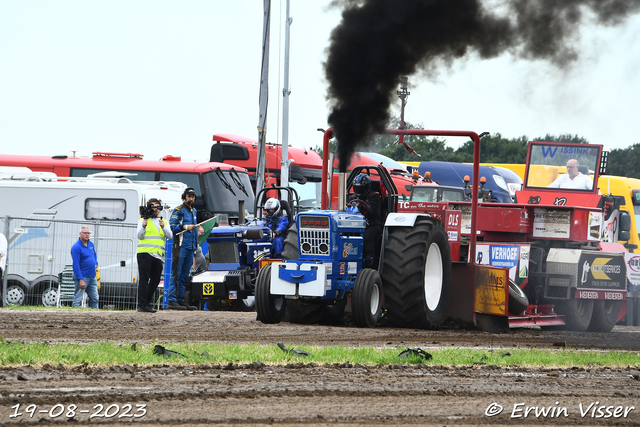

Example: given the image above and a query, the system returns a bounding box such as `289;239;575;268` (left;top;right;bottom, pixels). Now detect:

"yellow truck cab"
598;175;640;253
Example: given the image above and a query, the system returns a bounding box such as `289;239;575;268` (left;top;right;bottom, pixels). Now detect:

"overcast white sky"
1;1;639;163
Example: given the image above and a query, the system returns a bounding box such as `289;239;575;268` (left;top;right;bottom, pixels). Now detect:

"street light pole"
395;76;420;157
397;76;410;148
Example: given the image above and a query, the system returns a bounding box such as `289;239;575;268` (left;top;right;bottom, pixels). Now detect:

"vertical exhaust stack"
338;172;347;211
327;152;336;209
324;0;640;172
238;200;245;225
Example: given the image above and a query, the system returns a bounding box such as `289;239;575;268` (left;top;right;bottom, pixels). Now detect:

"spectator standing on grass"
71;226;99;308
136;198;172;313
167;187;198;310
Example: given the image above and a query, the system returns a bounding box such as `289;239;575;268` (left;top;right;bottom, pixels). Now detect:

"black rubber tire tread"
283;299;324;324
555;298;594;331
254;264;286;324
381;217;452;329
352;268;383;328
587;300;621;332
281;223;299;261
508;280;529;315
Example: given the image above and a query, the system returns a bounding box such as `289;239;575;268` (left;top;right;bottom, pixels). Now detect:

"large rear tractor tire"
281;223;299;261
351;268;383;328
587;300;621;332
255;264;286;324
555;298;594;331
382;217;452;329
508;280;529;315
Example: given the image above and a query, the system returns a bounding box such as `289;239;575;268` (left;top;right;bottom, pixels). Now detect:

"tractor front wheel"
382;217;452;329
255;264;286;324
351;268;383;328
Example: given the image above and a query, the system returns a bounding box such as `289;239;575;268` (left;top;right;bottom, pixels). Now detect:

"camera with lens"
139;203;156;219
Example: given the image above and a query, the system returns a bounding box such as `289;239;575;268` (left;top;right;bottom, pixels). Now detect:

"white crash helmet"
264;198;281;216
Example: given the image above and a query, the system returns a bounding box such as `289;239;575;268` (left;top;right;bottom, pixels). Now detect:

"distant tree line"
314;117;639;178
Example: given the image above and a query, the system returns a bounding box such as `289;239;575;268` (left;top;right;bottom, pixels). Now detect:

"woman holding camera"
136;198;173;313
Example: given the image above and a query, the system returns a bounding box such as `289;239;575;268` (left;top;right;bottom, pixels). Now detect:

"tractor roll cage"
321;128;484;264
346;165;399;218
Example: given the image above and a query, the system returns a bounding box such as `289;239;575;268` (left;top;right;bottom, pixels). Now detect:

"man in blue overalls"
167;187;198;310
263;198;289;257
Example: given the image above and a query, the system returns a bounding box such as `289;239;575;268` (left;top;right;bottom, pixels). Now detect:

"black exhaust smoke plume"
325;0;640;171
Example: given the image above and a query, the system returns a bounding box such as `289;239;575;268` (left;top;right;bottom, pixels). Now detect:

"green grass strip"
0;341;639;368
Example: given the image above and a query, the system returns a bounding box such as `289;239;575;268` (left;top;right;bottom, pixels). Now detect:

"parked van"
0;173;185;307
489;166;523;201
416;161;515;203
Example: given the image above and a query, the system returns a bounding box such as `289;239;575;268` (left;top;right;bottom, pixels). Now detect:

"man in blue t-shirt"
70;226;99;308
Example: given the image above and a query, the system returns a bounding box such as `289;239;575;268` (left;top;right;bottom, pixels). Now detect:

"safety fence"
0;216;169;310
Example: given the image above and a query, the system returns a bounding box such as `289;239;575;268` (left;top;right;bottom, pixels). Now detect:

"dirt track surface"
1;309;640;425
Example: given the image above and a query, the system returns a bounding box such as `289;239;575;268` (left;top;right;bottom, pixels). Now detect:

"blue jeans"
72;276;99;308
167;246;194;302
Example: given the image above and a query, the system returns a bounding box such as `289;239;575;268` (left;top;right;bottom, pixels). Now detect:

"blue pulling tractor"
188;186;298;310
259;127;632;333
255;165;396;327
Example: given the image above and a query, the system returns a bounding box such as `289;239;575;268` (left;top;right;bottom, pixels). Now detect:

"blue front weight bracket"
278;264;318;284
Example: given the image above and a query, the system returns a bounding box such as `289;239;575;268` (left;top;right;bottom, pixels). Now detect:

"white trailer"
0;173;185;307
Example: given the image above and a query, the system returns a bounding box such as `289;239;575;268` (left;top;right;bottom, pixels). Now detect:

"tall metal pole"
395;76;420;156
397;76;410;148
256;0;271;194
280;0;292;195
1;216;8;307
